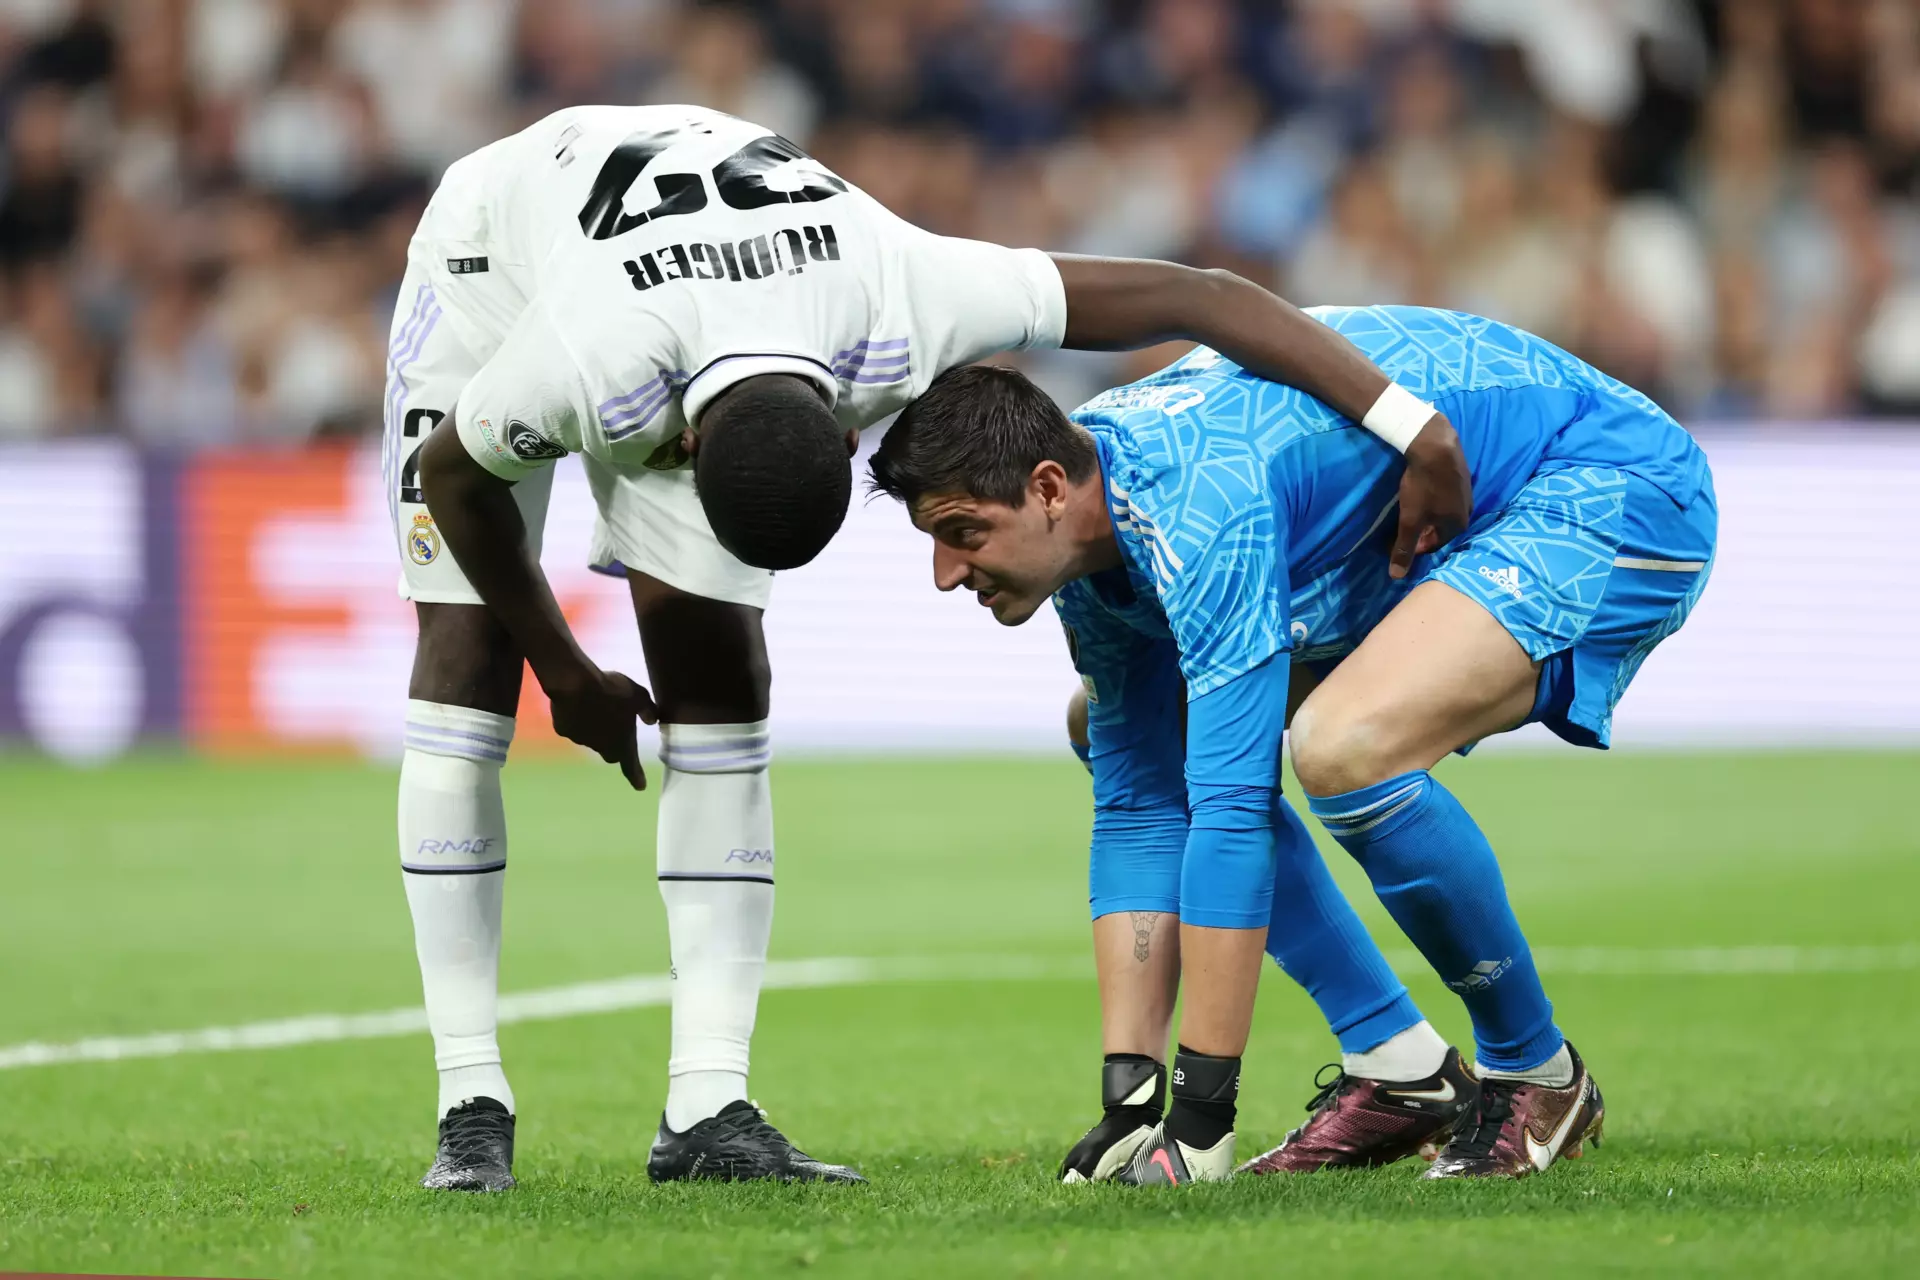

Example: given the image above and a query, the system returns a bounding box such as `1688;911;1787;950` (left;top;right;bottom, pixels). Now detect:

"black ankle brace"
1166;1045;1240;1149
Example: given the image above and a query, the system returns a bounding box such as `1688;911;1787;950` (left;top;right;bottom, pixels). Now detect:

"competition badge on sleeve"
507;420;568;461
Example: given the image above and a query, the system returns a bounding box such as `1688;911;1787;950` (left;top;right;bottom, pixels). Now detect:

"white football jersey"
436;105;1067;480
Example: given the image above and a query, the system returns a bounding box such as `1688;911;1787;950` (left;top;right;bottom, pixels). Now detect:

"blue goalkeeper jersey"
1056;305;1707;913
1060;305;1707;700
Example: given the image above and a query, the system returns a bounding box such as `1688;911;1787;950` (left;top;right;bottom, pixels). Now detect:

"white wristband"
1361;381;1437;453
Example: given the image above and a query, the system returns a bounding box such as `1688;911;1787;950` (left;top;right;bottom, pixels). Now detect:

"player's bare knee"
1289;702;1398;797
630;575;771;723
410;603;524;714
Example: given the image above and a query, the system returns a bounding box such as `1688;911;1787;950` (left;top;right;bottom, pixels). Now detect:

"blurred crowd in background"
2;0;1919;449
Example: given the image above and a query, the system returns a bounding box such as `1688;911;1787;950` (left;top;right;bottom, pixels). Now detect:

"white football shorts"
382;255;554;605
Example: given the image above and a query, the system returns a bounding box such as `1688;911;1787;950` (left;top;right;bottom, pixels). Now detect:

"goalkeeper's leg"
1061;685;1178;1181
1060;908;1180;1182
1062;678;1461;1183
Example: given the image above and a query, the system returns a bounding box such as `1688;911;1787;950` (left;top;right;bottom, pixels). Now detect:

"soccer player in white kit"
386;103;1475;1188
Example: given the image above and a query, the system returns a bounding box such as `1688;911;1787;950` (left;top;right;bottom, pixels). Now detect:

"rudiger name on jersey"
623;224;841;292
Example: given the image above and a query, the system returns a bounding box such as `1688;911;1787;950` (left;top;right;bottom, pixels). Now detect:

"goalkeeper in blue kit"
870;306;1716;1183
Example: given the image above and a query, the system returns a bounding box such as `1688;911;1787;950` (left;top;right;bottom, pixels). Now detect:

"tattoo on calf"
1130;911;1159;963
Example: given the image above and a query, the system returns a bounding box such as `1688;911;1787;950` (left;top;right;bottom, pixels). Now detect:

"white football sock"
1342;1019;1449;1083
400;699;515;1119
1479;1041;1575;1088
656;720;774;1133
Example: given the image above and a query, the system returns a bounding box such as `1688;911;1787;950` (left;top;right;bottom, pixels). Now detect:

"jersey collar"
681;353;841;425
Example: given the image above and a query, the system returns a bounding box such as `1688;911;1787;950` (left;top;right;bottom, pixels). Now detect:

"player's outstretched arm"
418;418;657;789
1048;254;1472;578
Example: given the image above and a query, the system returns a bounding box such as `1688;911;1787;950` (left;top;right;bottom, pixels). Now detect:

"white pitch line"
0;945;1914;1073
0;954;1077;1072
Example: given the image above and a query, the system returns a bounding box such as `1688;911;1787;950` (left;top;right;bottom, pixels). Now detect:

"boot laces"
438;1107;510;1164
1303;1062;1355;1116
1447;1077;1518;1160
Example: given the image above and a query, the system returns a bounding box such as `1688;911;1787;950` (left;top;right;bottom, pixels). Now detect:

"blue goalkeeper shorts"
1287;457;1716;750
1421;462;1717;749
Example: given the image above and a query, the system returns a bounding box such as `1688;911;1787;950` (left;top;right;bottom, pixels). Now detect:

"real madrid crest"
408;512;441;565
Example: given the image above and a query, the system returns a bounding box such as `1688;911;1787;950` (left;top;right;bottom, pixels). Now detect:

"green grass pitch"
1;749;1917;1278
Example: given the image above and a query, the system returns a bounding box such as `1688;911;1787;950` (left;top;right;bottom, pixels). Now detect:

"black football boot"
646;1100;865;1184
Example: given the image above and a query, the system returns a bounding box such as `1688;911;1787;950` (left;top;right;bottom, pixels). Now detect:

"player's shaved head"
869;364;1096;508
695;374;851;571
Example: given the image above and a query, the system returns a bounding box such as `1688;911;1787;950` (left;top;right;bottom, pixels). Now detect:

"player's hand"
1059;1109;1160;1183
545;665;659;790
1391;414;1473;579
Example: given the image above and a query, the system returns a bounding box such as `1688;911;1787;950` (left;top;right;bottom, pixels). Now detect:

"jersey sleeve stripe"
603;374;686;423
604;386;683;440
598;370;679;417
833;339;912;381
602;370;692;439
831;337;910;362
837;352;910;375
599;381;666;416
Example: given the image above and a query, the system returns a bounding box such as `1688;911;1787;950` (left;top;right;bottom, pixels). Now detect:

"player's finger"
1388;499;1423;580
603;670;659;726
631;683;659;726
618;725;647;791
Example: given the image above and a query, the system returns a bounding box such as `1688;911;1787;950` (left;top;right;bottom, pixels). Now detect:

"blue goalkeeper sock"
1308;771;1562;1072
1264;796;1424;1055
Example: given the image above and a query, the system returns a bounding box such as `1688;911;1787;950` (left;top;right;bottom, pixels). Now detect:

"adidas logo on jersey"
623;224;840;293
1477;564;1524;601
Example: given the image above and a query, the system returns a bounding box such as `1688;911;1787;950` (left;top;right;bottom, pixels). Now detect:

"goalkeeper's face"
910;462;1084;627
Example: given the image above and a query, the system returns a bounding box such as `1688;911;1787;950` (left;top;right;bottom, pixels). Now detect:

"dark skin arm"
418;417;656;789
1050;254;1474;578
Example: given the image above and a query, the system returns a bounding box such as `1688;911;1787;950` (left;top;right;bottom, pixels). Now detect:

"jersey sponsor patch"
473;416;509;462
508;420;568;461
446;256;489;274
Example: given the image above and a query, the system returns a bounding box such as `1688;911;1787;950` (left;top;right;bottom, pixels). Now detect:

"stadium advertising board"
1;429;1916;761
0;443;180;761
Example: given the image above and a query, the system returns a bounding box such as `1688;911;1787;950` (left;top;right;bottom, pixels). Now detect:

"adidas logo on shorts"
1478;564;1525;601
